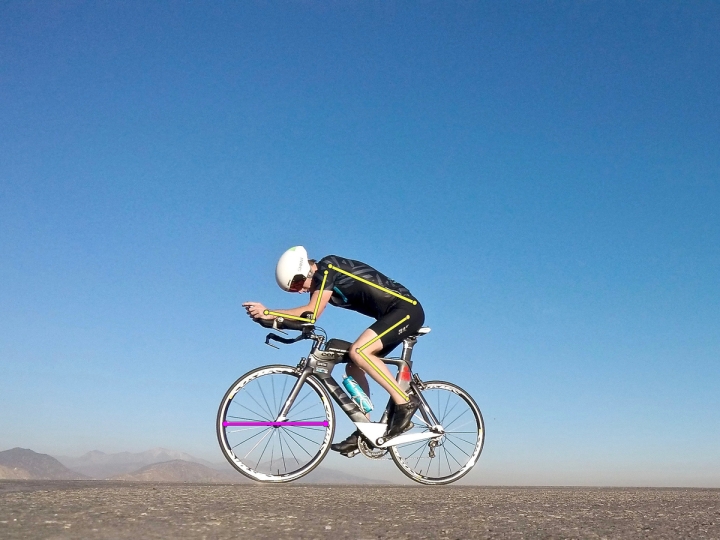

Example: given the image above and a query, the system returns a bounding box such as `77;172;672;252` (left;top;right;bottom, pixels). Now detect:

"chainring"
358;438;388;460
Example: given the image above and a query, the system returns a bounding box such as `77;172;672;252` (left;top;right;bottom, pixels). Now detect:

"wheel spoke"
232;426;271;448
278;430;301;465
443;444;465;468
243;428;273;459
257;384;276;420
397;441;427;458
288;390;313;415
444;435;472;458
439;399;460;425
280;427;316;458
242;391;274;421
227;414;272;422
227;426;268;434
443;445;453;472
290;401;323;418
271;376;278;415
443;408;470;430
292;415;328;421
441;390;451;421
255;429;275;468
277;429;288;472
229;404;273;422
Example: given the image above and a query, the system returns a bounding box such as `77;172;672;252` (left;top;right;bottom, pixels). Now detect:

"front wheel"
390;381;484;485
217;365;335;483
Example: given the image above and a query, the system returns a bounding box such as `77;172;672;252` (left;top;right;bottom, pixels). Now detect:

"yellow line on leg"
357;350;409;402
358;315;410;352
328;264;417;305
355;315;411;401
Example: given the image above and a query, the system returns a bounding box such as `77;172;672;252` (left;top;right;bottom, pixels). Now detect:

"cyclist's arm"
268;289;333;319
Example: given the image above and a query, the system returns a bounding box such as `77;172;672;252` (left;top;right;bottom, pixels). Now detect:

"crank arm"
377;430;440;449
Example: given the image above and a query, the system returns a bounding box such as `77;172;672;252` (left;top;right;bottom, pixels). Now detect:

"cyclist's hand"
242;302;271;320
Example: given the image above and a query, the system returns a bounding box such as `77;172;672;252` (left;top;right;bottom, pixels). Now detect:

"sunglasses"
288;273;307;292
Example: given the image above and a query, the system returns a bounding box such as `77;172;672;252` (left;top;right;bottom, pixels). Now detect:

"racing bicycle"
216;316;485;485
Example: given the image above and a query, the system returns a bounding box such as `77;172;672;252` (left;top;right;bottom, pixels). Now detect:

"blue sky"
1;1;718;485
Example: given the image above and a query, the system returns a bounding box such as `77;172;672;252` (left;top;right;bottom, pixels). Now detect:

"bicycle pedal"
342;449;360;458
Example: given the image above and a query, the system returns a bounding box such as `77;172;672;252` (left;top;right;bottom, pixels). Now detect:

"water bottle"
342;375;373;413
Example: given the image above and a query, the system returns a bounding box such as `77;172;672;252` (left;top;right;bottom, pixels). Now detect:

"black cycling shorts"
368;301;425;357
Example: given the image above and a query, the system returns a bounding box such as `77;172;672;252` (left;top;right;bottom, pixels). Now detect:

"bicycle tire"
217;365;335;483
390;381;484;485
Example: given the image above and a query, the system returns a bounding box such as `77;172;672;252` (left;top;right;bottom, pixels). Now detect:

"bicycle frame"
272;331;444;448
218;322;484;485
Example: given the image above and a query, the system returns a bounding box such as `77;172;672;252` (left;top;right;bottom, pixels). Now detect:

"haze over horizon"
1;2;718;486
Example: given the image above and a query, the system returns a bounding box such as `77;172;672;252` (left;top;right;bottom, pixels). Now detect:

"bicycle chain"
357;438;390;460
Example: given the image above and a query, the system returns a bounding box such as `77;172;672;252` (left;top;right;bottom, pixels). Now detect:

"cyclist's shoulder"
317;255;364;269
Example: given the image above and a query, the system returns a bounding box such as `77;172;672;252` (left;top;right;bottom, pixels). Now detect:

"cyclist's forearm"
268;305;314;318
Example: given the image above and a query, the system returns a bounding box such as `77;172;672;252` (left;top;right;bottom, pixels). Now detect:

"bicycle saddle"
409;327;431;339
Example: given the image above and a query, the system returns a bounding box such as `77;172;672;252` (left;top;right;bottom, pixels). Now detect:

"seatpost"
400;336;418;364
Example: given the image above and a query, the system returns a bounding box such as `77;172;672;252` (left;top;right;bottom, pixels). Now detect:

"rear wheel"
390;381;484;485
217;365;335;482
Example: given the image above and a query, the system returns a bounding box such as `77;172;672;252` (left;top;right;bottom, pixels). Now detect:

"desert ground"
1;481;718;539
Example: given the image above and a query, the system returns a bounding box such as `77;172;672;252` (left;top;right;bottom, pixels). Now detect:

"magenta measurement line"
223;421;329;427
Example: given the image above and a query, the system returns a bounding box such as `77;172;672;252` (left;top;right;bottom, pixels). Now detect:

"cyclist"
243;246;425;457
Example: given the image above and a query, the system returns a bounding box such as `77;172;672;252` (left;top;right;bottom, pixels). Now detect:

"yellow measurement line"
356;315;411;401
263;310;314;323
358;315;410;352
311;270;328;321
327;264;417;305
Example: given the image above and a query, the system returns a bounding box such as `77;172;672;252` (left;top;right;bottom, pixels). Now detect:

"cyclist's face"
298;277;312;293
294;264;316;294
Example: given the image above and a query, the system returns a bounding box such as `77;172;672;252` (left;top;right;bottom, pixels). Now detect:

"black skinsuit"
311;255;425;355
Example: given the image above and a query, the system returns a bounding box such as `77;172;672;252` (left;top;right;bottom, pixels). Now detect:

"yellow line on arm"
263;310;314;323
327;264;417;305
311;270;328;320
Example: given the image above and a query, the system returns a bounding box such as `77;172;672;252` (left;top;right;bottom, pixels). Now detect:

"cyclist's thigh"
350;328;384;357
368;302;425;357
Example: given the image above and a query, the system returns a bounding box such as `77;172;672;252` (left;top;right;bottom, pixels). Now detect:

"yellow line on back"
327;264;417;305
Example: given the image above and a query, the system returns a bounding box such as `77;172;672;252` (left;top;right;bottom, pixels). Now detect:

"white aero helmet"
275;246;311;292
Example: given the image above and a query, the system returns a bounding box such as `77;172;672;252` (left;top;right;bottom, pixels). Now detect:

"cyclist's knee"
348;347;364;365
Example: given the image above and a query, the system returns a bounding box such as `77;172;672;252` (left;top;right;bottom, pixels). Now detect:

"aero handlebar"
254;311;317;348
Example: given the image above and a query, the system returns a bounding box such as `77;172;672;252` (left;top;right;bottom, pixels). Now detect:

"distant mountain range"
0;447;388;484
110;460;248;483
54;447;220;479
0;448;87;480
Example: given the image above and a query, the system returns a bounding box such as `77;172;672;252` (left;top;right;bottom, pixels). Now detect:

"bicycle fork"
274;368;313;422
